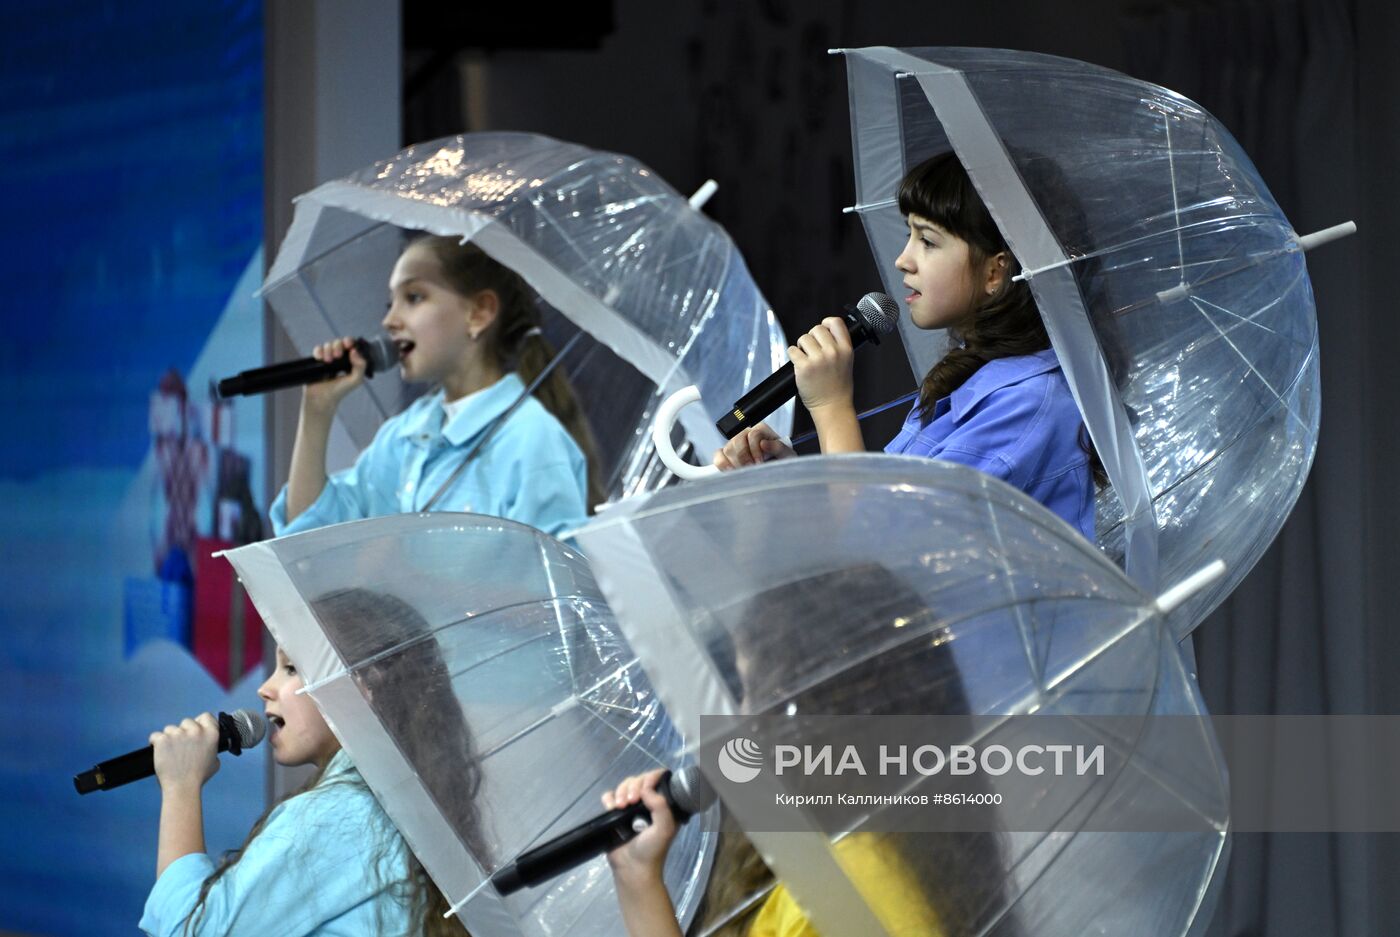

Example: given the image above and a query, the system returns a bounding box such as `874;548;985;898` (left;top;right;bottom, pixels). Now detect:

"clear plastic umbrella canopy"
262;131;790;500
576;456;1229;936
841;47;1321;630
221;514;716;937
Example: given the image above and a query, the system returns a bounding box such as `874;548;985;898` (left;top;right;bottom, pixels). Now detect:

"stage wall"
0;3;268;933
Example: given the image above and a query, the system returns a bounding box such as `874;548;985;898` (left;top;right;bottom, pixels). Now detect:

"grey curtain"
1127;1;1395;934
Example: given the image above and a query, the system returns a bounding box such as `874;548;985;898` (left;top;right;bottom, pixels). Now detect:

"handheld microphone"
214;337;399;399
490;766;716;896
73;709;267;795
717;292;899;438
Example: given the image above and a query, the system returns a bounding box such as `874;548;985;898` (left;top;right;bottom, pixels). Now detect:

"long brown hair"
312;588;483;937
898;153;1107;488
417;235;604;509
688;565;1025;937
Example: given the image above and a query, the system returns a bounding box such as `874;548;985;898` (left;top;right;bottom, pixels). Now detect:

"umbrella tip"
1296;220;1357;253
689;179;719;211
1154;559;1227;615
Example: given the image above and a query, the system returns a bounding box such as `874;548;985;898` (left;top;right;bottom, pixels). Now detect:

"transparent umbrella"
221;513;716;937
837;46;1345;630
261;131;790;500
575;455;1230;936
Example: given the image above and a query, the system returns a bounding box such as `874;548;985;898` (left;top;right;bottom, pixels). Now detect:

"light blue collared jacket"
140;751;411;937
271;372;589;539
884;348;1096;541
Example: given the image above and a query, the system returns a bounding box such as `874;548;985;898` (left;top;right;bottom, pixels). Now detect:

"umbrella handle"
652;386;722;480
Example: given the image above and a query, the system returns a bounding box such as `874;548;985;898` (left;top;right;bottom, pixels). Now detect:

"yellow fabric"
745;835;944;937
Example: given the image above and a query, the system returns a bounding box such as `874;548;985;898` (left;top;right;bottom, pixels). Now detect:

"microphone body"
214;337;398;399
716;292;899;438
73;709;267;795
490;766;716;896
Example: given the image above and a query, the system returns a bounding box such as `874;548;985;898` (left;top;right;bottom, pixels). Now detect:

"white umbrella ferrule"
1154;559;1227;616
688;179;718;210
1295;220;1357;252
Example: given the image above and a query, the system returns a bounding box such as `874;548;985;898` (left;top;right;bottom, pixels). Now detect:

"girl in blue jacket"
272;235;599;540
141;590;478;936
716;153;1101;540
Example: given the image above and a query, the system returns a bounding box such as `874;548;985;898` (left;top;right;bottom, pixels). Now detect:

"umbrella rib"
1162;109;1188;291
803;603;1160;844
1017;212;1284;284
471;658;651;762
745;593;1150;719
695;884;780;936
1096;337;1316;543
264;219;396;293
1187;290;1306;345
301;595;599;692
1188;295;1309;427
1062;709;1230;827
586;474;1123;577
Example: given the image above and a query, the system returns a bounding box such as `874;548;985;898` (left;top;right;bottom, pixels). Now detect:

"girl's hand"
790;317;855;414
713;424;796;470
150;713;222;793
301;336;367;418
603;769;678;886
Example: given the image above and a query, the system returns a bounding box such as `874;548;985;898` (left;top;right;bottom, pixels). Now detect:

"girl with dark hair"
715;153;1098;540
273;235;601;540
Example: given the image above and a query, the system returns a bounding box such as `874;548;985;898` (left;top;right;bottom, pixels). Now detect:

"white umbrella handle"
652;386;721;480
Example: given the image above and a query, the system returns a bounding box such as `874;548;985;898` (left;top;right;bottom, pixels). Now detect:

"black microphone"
73;709;267;795
716;292;899;438
490;766;716;896
213;337;399;399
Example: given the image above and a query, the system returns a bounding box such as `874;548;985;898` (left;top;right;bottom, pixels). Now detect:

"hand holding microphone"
214;336;398;402
715;292;897;440
300;337;373;417
600;769;679;888
714;423;794;469
490;765;714;896
713;292;898;468
74;709;266;795
149;713;229;792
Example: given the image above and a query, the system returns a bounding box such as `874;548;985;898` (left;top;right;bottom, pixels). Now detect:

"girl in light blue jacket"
142;590;478;937
272;235;599;540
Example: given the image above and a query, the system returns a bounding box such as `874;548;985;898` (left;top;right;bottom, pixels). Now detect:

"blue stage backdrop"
0;3;268;933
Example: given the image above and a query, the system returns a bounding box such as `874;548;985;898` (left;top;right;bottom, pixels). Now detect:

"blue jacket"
140;751;412;936
884;349;1096;540
271;373;589;539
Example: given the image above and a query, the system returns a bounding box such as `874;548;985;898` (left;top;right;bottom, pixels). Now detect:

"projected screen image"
0;4;267;933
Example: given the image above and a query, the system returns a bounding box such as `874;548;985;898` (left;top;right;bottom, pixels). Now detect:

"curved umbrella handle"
652;386;721;480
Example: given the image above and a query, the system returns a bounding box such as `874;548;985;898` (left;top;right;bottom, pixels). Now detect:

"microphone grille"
230;708;267;748
362;336;400;373
855;292;899;335
670;765;718;816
